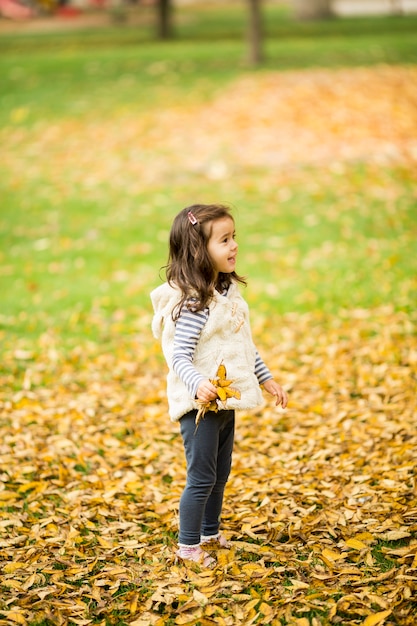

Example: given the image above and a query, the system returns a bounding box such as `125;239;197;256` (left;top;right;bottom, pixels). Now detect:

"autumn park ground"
1;3;417;625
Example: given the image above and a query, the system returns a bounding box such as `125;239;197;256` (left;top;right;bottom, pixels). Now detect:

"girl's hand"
196;379;218;403
263;379;288;408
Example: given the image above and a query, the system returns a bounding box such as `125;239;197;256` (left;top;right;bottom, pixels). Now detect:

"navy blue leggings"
178;409;235;546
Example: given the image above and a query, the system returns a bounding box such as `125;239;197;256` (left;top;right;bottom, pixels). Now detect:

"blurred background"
1;0;416;354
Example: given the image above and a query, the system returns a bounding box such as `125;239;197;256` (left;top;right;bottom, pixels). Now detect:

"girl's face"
206;216;238;276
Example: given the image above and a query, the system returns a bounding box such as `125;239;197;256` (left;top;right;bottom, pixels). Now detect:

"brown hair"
165;204;246;319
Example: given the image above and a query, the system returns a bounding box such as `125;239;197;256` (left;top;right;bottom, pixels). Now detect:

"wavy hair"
164;204;247;320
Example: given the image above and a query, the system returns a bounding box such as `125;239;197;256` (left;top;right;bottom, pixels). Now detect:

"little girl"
151;204;288;567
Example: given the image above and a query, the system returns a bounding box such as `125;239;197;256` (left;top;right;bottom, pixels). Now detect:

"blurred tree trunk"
390;0;403;13
157;0;173;39
247;0;263;66
293;0;333;20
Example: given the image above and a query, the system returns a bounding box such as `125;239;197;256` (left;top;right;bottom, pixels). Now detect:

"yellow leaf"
175;610;202;624
244;598;260;611
232;593;251;602
0;491;17;501
216;362;227;380
217;386;227;402
322;548;344;561
346;538;368;550
216;551;230;567
242;563;268;578
2;580;23;590
217;379;233;387
96;536;113;549
382;530;411;541
105;566;127;576
3;562;27;573
259;601;274;619
130;619;154;626
290;578;309;590
4;612;27;625
224;386;241;399
21;572;38;590
193;589;209;605
17;481;42;494
363;609;392;626
356;532;375;542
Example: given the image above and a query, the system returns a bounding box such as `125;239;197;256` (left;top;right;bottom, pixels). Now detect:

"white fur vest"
150;281;264;422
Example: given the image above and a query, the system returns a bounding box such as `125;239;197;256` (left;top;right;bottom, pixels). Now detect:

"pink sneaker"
176;545;215;568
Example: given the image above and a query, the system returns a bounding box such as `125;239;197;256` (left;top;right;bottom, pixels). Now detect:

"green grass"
1;3;416;352
1;6;417;122
1;163;415;350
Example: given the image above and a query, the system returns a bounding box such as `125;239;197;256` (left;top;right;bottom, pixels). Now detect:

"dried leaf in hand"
194;362;240;432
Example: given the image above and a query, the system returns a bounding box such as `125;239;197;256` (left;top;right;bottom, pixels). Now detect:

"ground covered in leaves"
3;65;417;189
1;309;416;625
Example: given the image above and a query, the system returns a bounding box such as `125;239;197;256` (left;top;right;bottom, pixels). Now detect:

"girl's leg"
178;410;234;546
201;410;234;538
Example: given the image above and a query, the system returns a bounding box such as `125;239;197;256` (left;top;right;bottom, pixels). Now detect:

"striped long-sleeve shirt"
172;304;273;399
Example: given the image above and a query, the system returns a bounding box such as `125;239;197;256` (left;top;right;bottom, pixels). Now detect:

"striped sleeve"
255;351;273;385
172;305;209;399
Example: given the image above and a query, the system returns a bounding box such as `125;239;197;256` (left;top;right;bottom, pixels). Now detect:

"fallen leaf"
363;609;392;626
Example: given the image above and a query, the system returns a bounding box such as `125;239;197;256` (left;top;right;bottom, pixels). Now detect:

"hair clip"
188;211;198;226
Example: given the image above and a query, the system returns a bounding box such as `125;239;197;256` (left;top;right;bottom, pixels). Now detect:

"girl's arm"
172;306;217;401
255;350;288;408
254;350;273;385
